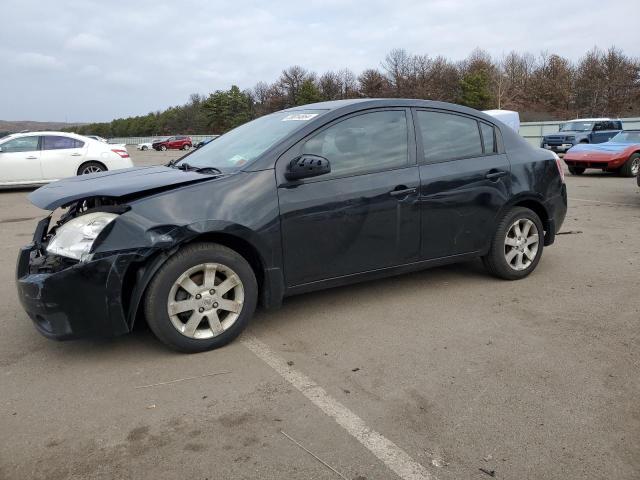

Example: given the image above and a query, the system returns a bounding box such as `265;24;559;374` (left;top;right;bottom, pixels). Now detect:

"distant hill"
0;120;85;136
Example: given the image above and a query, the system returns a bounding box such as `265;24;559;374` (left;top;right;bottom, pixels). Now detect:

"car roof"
6;131;87;139
284;98;505;124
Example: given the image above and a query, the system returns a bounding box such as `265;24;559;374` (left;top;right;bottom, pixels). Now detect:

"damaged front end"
16;196;159;340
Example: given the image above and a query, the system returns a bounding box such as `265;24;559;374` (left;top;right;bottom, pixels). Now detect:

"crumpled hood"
28;166;217;210
567;142;637;154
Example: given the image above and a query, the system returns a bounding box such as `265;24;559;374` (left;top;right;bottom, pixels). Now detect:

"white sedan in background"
0;131;134;187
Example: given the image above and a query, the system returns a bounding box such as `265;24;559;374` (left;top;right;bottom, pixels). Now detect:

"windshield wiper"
167;160;222;175
193;166;223;174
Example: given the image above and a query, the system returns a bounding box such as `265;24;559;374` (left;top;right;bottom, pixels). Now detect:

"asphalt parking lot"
1;148;639;480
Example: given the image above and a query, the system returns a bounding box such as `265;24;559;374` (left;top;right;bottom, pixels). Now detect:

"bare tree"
358;68;390;97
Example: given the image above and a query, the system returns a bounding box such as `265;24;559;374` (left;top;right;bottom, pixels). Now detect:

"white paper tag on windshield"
282;113;319;121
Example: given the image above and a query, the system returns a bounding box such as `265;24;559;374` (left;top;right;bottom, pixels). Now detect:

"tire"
141;145;148;151
77;161;107;175
143;243;257;353
619;153;640;177
160;145;167;151
568;166;585;175
182;144;191;151
482;207;544;280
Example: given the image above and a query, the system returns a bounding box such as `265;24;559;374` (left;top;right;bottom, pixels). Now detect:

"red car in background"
563;130;640;177
152;135;192;151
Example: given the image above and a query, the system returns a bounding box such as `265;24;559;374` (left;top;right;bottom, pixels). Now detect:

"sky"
1;0;638;122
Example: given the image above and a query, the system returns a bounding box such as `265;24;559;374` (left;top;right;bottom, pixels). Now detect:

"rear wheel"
568;166;585;175
144;243;257;353
619;153;640;177
482;207;544;280
77;161;107;175
141;145;148;151
183;144;191;151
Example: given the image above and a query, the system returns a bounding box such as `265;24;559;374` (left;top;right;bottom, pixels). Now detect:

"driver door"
0;136;42;184
276;109;421;287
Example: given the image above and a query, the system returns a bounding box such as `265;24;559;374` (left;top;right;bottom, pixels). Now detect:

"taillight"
552;152;565;183
111;149;130;158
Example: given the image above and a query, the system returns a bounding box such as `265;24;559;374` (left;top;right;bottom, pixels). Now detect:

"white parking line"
569;197;638;207
242;335;435;480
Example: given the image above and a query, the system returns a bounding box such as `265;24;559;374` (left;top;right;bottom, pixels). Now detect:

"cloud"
79;65;101;76
0;0;638;122
14;52;63;70
65;33;111;52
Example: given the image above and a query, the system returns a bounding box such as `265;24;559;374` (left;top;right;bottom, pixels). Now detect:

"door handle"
485;170;507;181
25;156;38;160
71;153;82;156
389;186;417;197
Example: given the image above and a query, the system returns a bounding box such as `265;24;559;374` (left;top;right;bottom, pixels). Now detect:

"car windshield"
560;121;594;132
175;110;326;170
609;131;640;143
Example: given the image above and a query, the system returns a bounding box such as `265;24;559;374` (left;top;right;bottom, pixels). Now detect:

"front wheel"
141;145;148;151
482;207;544;280
144;243;257;353
619;153;640;177
568;166;585;175
160;145;167;151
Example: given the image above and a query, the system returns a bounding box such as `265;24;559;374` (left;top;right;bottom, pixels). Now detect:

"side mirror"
285;155;331;181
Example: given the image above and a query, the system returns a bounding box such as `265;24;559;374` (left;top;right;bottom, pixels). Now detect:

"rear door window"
42;136;84;150
416;110;483;163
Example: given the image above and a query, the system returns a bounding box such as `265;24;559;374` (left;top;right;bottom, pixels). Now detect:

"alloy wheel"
167;262;244;339
504;218;539;271
631;157;640;176
81;165;103;174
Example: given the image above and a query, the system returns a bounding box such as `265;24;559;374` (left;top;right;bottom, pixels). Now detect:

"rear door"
414;109;511;259
0;136;42;183
40;135;87;180
277;108;421;286
592;121;618;143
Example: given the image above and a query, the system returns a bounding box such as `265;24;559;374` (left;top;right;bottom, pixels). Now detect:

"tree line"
68;46;640;138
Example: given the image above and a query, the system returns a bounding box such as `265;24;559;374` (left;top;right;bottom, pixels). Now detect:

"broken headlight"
46;212;118;261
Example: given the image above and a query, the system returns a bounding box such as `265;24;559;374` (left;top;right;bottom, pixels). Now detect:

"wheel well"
77;160;107;174
513;199;549;230
124;232;267;332
184;232;265;296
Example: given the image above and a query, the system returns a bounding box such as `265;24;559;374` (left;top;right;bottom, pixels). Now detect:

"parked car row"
136;136;218;151
540;118;639;177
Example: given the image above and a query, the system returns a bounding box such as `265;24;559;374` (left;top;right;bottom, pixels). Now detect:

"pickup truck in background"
541;118;623;153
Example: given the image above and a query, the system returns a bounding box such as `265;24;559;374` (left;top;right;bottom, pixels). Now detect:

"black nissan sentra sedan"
17;99;567;353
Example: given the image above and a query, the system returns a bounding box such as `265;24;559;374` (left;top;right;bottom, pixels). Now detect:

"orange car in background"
563;130;640;177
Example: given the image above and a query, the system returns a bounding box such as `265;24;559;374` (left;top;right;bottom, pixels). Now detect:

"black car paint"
16;99;567;340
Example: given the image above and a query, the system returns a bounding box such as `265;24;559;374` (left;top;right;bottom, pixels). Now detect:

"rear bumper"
543;183;567;246
16;245;140;340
